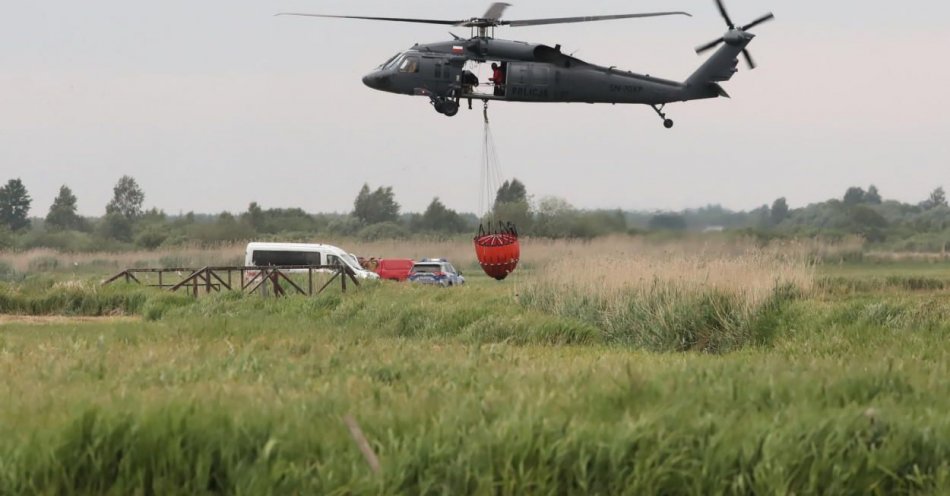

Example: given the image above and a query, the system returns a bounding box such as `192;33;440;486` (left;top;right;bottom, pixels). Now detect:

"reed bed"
523;240;815;304
518;241;816;352
1;233;863;275
0;245;245;274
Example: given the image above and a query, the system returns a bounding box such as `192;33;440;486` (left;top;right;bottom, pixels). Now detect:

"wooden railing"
103;265;360;297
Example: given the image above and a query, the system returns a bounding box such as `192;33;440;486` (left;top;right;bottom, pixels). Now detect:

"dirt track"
0;315;140;325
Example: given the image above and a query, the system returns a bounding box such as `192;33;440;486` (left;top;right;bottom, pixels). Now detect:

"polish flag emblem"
452;45;464;54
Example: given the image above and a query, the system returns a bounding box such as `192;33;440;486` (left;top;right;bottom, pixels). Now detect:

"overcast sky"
2;0;948;216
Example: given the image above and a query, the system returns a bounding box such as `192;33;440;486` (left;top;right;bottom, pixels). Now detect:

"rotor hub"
723;30;754;45
694;0;774;70
462;18;501;28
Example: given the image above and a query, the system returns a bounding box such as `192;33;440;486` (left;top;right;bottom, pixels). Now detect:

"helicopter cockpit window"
399;56;420;73
378;53;401;69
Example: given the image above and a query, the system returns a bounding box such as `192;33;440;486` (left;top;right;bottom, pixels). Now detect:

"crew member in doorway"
490;63;506;97
461;70;479;94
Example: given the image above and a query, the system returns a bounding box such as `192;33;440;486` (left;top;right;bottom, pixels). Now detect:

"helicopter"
278;0;774;128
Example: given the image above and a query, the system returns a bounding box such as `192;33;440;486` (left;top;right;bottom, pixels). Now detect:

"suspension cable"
479;101;505;224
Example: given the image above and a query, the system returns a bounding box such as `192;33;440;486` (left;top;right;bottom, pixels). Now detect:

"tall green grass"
3;401;947;495
0;282;172;318
167;283;601;347
0;311;948;494
818;275;950;294
2;258;950;493
518;282;802;353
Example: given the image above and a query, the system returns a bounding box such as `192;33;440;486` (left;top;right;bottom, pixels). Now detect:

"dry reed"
2;234;839;283
522;237;816;308
515;238;818;352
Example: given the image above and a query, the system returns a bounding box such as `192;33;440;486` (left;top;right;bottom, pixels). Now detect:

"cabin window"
399;56;419;73
378;53;401;69
326;254;342;266
251;250;321;266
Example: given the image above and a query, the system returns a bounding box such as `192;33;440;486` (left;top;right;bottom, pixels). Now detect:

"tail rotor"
695;0;774;69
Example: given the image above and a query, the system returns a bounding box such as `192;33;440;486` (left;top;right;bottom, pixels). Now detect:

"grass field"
1;237;949;494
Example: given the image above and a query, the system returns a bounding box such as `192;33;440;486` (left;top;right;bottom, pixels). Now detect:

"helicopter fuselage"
361;37;726;108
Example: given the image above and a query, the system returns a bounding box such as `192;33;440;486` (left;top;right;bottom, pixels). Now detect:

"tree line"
1;176;948;252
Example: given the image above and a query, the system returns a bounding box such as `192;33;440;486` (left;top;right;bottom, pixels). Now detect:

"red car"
376;259;415;281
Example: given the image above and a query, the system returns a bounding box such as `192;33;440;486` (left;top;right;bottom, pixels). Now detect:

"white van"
244;242;379;280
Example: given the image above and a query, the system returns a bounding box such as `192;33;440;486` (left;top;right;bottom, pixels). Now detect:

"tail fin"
684;32;752;99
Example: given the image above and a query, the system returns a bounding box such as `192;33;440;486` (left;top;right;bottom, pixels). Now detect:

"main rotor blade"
275;13;462;26
482;2;512;21
742;49;756;69
504;11;691;27
741;13;775;31
695;37;724;54
714;0;735;29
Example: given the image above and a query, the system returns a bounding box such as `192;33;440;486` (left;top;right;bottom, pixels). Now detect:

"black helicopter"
279;1;773;128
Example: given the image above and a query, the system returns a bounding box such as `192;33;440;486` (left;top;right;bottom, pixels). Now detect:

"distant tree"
357;221;409;241
865;185;882;204
179;211;254;245
685;204;748;230
849;206;888;229
134;225;170;249
353;184;372;221
353;183;400;224
770;197;789;225
45;185;81;231
843;186;866;206
105;175;144;220
139;207;167;223
494;179;527;209
369;186;400;224
493;201;533;232
0;226;12;250
240;203;317;234
848;205;888;242
532;196;576;238
922;187;948;210
532;198;625;239
417;197;466;233
97;212;133;242
326;216;362;236
245;202;264;230
491;179;531;231
264;208;318;233
0;178;32;232
648;213;687;231
934;187;948;207
751;204;771;229
535;196;573;218
566;210;628;239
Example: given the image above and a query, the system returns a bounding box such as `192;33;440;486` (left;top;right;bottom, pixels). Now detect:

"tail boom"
683;30;753;100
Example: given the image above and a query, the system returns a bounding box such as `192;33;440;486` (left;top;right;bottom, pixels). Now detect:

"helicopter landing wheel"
431;98;459;117
441;101;459;117
651;104;674;129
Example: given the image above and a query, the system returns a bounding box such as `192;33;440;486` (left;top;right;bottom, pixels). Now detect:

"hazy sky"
2;1;948;216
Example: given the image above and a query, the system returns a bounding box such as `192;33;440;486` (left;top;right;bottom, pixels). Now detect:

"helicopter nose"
362;71;391;90
362;73;377;89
